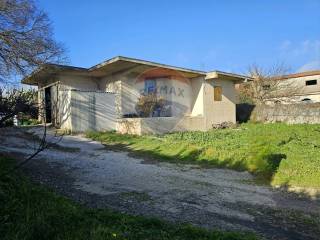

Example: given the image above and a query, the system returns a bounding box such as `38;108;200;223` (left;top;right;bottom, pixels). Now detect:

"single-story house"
22;56;250;134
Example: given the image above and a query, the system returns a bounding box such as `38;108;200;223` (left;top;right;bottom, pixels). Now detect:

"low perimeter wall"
250;103;320;124
117;116;206;135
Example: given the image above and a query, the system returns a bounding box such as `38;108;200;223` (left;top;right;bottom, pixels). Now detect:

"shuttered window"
214;86;222;101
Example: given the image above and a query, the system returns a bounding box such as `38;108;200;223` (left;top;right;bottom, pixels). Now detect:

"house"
22;56;249;134
267;70;320;104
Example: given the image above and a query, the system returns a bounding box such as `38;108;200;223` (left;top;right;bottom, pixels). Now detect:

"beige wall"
117;116;206;135
117;76;238;134
203;79;237;128
282;75;320;95
37;73;100;129
57;85;72;129
273;74;320;103
190;77;205;116
115;73;196;117
58;74;99;91
37;71;238;134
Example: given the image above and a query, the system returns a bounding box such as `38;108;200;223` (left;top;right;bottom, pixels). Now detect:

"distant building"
236;70;320;105
267;70;320;104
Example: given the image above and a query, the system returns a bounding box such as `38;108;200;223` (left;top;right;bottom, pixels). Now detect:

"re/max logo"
140;85;185;97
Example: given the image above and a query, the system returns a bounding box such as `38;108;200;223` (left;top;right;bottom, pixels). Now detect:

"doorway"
45;87;52;123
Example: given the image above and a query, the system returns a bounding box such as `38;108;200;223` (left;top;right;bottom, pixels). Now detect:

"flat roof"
274;70;320;80
206;70;253;82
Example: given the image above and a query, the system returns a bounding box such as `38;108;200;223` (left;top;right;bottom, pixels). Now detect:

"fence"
237;103;320;124
69;90;117;132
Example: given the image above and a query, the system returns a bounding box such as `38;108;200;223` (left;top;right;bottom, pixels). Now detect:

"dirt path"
1;127;319;240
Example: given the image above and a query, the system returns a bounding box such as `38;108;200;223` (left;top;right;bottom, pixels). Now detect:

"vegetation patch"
0;156;257;240
87;123;320;189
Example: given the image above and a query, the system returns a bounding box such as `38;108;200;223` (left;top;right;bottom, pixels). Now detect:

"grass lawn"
87;123;320;189
0;156;257;240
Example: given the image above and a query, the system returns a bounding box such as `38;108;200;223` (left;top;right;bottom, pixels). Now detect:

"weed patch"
87;123;320;189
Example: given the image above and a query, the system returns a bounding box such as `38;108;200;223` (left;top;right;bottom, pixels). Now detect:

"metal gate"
70;90;116;132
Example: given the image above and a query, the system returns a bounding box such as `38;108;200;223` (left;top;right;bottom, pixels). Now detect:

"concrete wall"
119;74;194;117
203;79;237;129
58;74;100;91
190;77;205;116
37;73;100;122
70;91;116;132
37;73;109;130
282;74;320;95
36;71;238;134
251;103;320;124
58;85;72;129
266;94;320;105
117;116;206;135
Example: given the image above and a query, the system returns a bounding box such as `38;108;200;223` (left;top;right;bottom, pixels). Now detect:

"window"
214;86;222;101
144;79;156;94
301;98;312;103
305;80;317;86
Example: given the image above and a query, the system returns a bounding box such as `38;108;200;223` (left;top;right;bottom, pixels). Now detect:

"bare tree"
135;93;166;117
240;64;299;104
0;0;66;82
0;0;66;176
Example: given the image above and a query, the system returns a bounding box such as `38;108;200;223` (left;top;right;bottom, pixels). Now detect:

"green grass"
0;156;257;240
87;123;320;189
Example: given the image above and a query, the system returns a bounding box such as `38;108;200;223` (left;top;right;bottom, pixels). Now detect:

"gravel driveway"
1;127;319;240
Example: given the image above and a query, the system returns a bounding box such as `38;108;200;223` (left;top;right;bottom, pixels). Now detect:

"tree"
0;87;38;127
240;64;298;104
0;0;66;82
0;0;65;176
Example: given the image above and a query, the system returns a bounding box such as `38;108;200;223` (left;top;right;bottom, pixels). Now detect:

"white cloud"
298;60;320;72
279;40;320;72
280;40;320;57
279;40;292;51
294;40;320;56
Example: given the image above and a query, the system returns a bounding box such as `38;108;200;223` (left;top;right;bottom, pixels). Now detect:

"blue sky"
38;0;320;74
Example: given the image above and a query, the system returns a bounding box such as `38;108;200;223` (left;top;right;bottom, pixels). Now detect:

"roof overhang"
205;71;252;83
22;64;89;85
22;56;207;85
88;56;206;78
272;70;320;80
22;56;253;86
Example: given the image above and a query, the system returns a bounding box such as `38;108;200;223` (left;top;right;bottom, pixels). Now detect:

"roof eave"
205;71;252;82
21;64;89;85
89;56;207;76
